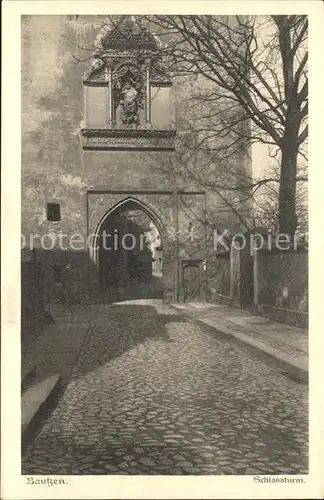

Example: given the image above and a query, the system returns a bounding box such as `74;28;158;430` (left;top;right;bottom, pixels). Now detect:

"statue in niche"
119;82;140;126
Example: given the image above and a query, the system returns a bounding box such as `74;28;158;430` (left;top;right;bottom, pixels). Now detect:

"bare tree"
253;161;308;233
146;15;308;236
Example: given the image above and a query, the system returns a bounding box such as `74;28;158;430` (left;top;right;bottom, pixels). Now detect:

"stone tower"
21;15;252;304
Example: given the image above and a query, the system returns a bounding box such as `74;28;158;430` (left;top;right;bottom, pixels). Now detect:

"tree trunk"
279;132;298;237
275;16;301;238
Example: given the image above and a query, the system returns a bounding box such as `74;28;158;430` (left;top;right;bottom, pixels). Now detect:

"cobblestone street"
22;300;308;475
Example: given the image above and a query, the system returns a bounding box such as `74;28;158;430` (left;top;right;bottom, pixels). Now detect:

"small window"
47;203;61;222
53;264;63;283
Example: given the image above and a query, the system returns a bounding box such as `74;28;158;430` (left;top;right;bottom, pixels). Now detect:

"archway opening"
98;199;163;301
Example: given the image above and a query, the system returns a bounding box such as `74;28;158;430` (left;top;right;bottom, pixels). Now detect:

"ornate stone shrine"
81;16;176;151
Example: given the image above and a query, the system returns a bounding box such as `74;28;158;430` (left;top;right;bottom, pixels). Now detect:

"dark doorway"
182;261;203;302
98;200;163;301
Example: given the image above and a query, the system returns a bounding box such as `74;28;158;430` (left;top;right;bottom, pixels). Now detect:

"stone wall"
207;232;254;308
21;261;46;324
206;238;308;329
254;246;308;328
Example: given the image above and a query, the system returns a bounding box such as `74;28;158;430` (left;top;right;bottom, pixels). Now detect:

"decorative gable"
99;16;160;52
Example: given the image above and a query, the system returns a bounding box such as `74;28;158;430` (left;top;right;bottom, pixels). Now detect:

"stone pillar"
174;191;179;302
145;60;151;127
106;64;113;127
161;192;178;303
83;86;88;127
229;232;255;308
161;238;176;303
229;242;240;305
251;228;269;310
253;245;259;307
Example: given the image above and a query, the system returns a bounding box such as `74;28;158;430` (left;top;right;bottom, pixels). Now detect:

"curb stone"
172;305;308;384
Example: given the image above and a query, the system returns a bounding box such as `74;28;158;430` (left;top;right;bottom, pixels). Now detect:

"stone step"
21;365;37;394
21;374;61;436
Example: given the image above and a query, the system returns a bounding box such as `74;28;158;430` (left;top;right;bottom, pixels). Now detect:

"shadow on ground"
93;276;163;304
72;304;187;378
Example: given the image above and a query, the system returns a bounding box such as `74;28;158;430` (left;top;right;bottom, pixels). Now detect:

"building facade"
21;15;252;305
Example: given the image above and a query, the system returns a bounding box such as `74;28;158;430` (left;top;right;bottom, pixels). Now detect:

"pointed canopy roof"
99;16;160;52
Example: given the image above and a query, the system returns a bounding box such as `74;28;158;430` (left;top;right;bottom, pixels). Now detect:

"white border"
2;1;324;499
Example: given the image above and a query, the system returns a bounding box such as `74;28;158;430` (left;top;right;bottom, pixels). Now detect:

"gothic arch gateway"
91;196;166;266
79;17;210;303
87;190;177;302
94;197;166;300
80;16;181;302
